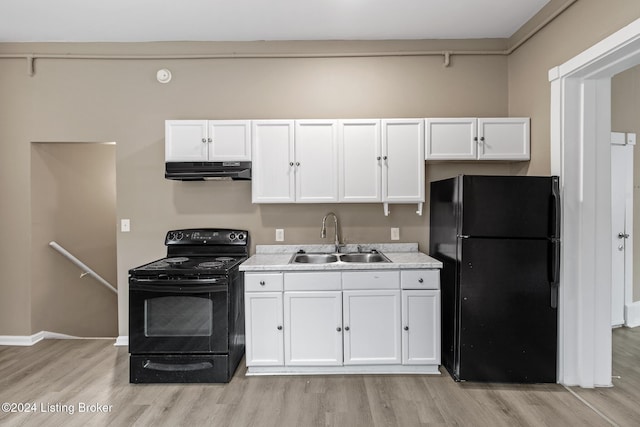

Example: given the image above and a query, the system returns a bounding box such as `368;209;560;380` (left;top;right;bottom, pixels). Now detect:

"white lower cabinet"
245;292;284;367
244;268;440;375
245;273;284;367
284;291;343;366
343;290;401;365
401;290;441;365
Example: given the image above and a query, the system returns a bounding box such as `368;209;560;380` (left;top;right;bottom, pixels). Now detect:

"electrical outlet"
275;228;285;242
391;227;400;240
121;219;131;233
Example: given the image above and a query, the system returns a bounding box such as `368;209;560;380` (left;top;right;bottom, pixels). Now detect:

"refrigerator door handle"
549;239;561;309
551;177;561;238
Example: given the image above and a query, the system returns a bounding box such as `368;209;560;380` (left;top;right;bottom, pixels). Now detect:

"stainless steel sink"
290;253;339;264
339;252;391;263
289;251;391;264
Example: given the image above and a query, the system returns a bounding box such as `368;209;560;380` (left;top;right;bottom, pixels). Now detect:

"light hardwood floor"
0;328;638;427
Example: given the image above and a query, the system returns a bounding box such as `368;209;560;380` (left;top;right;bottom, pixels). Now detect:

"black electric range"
128;228;249;383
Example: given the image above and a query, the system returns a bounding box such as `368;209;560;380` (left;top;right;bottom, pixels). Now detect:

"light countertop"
240;243;443;272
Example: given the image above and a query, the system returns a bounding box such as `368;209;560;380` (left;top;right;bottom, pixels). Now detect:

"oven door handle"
129;278;227;293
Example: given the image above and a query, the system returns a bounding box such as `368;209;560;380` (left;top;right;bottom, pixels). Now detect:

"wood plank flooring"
0;327;638;427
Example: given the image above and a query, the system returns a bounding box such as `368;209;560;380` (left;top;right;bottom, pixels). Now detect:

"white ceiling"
0;0;550;43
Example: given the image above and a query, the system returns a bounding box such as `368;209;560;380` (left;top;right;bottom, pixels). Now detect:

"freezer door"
460;175;560;239
457;237;558;383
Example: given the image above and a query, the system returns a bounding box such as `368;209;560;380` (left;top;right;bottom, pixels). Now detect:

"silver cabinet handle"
277;325;283;330
404;326;409;331
418;278;424;283
289;162;294;166
383;156;388;160
480;137;485;142
208;138;212;143
344;326;350;331
296;162;300;166
259;280;265;286
336;327;342;332
202;138;207;143
618;232;630;239
376;156;381;161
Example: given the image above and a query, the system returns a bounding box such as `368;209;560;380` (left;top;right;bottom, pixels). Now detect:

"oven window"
144;296;213;337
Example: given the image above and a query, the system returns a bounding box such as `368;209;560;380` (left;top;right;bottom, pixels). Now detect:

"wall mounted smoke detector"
156;68;172;84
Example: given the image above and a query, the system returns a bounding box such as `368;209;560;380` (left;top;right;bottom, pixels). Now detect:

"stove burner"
144;262;171;270
215;257;235;263
197;261;224;269
165;257;190;264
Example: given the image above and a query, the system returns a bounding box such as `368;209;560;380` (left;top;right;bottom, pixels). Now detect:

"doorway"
30;142;117;337
610;132;634;327
550;17;640;387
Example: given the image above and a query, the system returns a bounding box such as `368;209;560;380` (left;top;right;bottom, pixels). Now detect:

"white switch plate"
628;133;636;145
275;228;285;242
391;227;400;240
121;219;130;233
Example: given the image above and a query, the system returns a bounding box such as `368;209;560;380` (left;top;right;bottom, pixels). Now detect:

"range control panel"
165;229;248;245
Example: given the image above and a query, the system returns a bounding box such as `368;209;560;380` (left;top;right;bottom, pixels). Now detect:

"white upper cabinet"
252;120;296;203
207;120;252;161
338;119;382;203
295;120;339;203
425;118;477;160
477;118;530;160
382;119;425;203
425;117;530;161
252;120;338;203
165;120;251;162
165;120;209;162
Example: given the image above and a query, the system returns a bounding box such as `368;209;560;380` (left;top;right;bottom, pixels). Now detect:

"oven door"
129;278;228;354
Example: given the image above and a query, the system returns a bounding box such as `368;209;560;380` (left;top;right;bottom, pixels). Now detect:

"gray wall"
2;0;640;337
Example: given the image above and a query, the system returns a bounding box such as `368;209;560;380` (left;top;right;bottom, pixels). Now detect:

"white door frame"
549;18;640;387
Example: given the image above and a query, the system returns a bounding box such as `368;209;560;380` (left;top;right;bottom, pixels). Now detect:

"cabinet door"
245;292;284;367
338;119;382;202
208;120;251;161
252;120;295;203
284;291;343;366
343;290;401;365
295;120;339;202
425;118;477;160
165;120;209;162
401;290;441;365
477;118;530;160
381;119;425;203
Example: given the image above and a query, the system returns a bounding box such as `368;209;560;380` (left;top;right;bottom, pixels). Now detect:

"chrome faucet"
321;212;341;253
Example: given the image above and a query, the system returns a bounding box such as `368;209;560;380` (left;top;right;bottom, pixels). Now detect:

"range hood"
165;161;251;181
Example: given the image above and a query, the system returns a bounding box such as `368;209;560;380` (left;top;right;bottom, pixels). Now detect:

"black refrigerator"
429;175;560;383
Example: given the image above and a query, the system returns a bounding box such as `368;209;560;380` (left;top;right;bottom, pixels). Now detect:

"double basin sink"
290;251;391;264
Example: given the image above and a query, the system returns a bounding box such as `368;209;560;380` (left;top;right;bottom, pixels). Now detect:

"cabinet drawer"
401;270;440;290
342;271;399;290
284;272;341;291
245;273;283;292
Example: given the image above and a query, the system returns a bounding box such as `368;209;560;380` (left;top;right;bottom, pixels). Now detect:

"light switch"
275;228;285;242
121;219;131;233
391;227;400;240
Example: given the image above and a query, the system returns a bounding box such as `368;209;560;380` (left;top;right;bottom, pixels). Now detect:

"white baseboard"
115;336;128;347
625;301;640;328
0;331;116;346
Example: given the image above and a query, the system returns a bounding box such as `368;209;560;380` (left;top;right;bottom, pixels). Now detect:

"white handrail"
49;241;117;294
